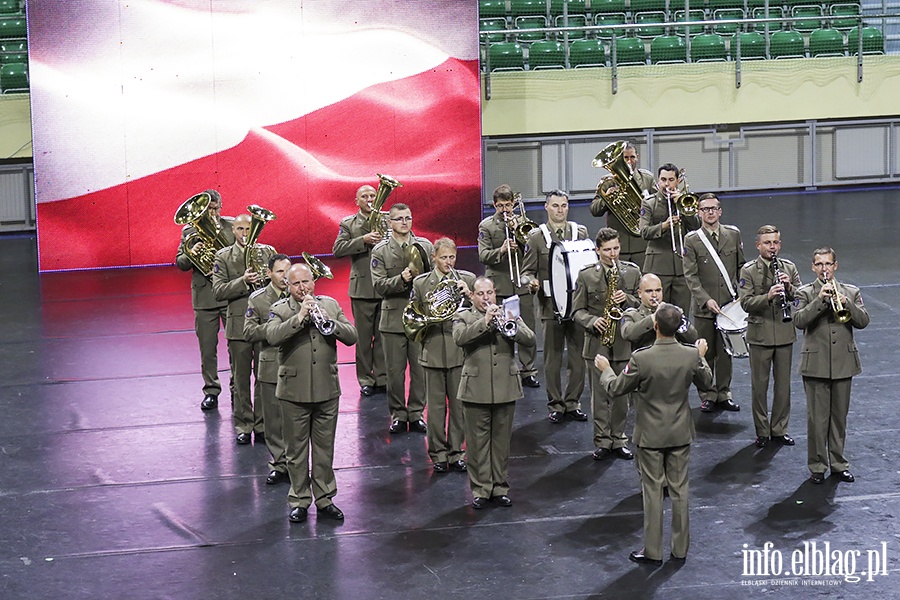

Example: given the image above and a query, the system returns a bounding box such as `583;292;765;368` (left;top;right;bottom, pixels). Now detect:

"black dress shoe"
372;384;387;394
255;431;265;443
409;419;427;433
450;460;467;472
613;446;634;460
592;447;611;460
836;470;855;483
360;385;375;396
472;497;488;509
775;434;795;446
629;550;663;566
288;507;307;523
669;553;687;563
521;375;540;388
200;395;218;411
755;436;769;448
433;461;449;473
319;504;344;520
548;411;564;424
720;399;741;412
389;419;407;434
266;470;288;485
809;472;825;484
699;399;714;412
567;409;589;422
492;495;513;507
236;432;251;445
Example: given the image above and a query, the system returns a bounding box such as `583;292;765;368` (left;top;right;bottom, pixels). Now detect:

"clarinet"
771;254;793;323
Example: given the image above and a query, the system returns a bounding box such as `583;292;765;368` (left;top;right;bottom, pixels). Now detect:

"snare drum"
548;239;597;320
715;300;749;358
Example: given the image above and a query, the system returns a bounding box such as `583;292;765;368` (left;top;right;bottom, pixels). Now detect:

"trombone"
503;193;537;288
665;170;699;256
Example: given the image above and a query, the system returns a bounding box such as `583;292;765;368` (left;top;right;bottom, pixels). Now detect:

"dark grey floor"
1;186;899;599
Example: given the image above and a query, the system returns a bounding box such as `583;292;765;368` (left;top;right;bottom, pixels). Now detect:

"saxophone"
599;262;625;347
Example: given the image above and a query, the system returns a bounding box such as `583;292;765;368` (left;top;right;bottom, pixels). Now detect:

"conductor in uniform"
682;193;744;413
266;263;358;523
174;189;235;411
332;184;387;397
572;227;641;461
477;184;540;388
453;277;535;508
794;247;869;484
595;303;712;566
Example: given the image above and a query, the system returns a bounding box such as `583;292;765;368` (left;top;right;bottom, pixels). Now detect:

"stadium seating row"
481;0;862;17
0;61;26;93
0;15;25;39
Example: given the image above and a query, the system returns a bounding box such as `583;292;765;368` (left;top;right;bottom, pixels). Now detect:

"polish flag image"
29;1;483;271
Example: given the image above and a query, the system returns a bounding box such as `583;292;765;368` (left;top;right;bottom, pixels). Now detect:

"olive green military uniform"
739;256;802;438
371;235;434;425
639;192;700;314
794;279;869;475
599;339;712;562
453;307;535;500
266;295;357;511
332;210;386;390
621;304;699;351
590;167;656;265
477;212;538;379
572;260;641;450
522;222;590;414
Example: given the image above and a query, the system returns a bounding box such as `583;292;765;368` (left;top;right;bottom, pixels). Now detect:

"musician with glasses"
175;189;235;412
682;193;745;413
371;203;434;434
572;227;641;461
410;238;475;473
478;184;540;388
794;247;869;485
639;164;700;315
739;225;802;449
522;189;590;424
333;184;387;397
266;263;357;523
591;142;657;265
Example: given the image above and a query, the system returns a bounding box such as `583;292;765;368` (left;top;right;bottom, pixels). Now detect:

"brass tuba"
599;262;625;347
367;173;402;236
592;141;644;236
174;191;230;275
244;204;277;290
402;275;466;342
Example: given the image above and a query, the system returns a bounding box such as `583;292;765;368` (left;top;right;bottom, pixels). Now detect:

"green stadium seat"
555;14;589;39
673;9;706;36
630;0;668;13
515;15;549;41
0;51;24;64
480;0;509;18
529;40;566;68
0;61;26;92
634;11;667;38
488;42;526;70
0;39;24;53
713;8;745;35
510;0;549;17
613;36;647;65
751;7;786;32
848;26;884;54
595;12;628;39
708;0;744;10
0;0;20;15
692;32;728;61
0;16;25;39
808;27;845;56
480;18;508;43
569;38;608;67
592;0;628;14
550;0;588;15
791;5;823;33
650;34;686;62
770;29;805;58
733;30;766;59
830;3;860;31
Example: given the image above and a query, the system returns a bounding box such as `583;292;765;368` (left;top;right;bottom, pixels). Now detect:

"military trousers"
749;343;793;438
463;401;515;500
636;444;691;561
282;396;339;510
351;297;385;388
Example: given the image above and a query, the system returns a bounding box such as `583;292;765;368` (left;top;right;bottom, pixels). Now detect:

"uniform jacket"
571;260;641;361
620;304;699;351
332;211;379;300
212;242;275;340
452;307;535;405
478;212;528;297
411;269;477;369
371;235;434;333
265;295;357;403
599;338;712;448
175;216;234;310
639;191;700;276
793;279;869;379
243;283;285;384
590;168;656;255
682;224;745;319
738;256;802;346
522;221;590;320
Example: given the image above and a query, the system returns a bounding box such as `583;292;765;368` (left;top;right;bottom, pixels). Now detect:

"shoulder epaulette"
372;239;390;251
270;297;289;310
620;260;640;270
633;345;651;354
214;246;230;257
249;288;267;300
722;224;740;232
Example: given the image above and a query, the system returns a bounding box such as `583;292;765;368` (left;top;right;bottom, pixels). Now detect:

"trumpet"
307;298;337;335
770;253;793;323
823;272;851;324
488;304;518;338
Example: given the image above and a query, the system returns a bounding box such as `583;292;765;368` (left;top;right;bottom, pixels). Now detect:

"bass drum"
548;239;597;320
715;300;749;358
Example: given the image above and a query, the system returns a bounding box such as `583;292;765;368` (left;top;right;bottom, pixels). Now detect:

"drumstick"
717;311;740;327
